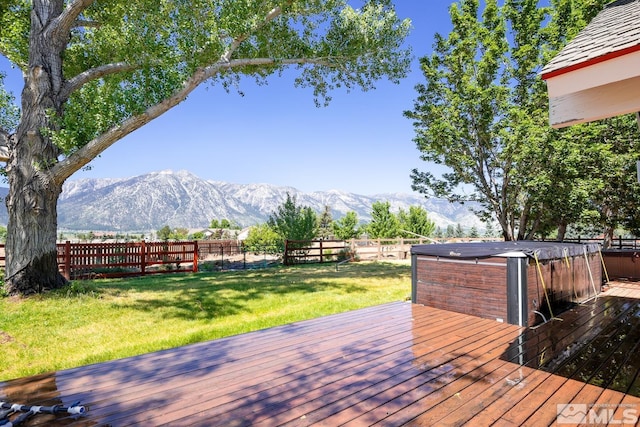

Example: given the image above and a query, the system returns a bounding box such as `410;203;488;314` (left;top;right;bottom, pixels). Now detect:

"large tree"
366;200;399;239
268;192;318;242
0;1;410;295
397;205;435;238
331;210;360;240
405;0;616;241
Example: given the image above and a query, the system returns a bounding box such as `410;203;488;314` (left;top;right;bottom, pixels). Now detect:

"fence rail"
283;238;436;265
197;240;243;258
284;240;349;265
562;237;640;250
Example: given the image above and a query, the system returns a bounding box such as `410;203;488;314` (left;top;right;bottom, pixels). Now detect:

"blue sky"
0;2;455;195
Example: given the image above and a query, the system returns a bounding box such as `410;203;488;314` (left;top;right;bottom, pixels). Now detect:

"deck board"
1;281;640;426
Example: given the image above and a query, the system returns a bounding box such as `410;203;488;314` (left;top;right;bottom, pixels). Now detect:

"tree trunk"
4;169;65;295
4;0;68;295
4;76;67;294
556;221;567;242
602;225;615;250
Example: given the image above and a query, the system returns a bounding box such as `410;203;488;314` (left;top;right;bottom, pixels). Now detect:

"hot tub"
411;241;602;326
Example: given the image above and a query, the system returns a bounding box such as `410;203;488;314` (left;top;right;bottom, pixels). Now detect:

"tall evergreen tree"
367;201;399;239
268;193;318;242
317;205;334;239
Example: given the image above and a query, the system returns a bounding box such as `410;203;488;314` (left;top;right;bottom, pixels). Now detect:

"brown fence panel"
284;240;349;265
197;240;243;257
58;241;145;279
0;241;201;280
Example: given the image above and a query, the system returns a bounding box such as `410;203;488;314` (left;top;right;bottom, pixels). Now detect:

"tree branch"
59;62;138;102
48;0;95;40
222;6;283;62
74;19;100;29
50;64;211;184
50;54;332;184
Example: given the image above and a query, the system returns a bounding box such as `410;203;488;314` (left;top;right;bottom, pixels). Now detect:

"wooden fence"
562;237;640;250
283;238;436;265
57;240;199;279
197;240;243;258
284;240;348;265
0;241;199;280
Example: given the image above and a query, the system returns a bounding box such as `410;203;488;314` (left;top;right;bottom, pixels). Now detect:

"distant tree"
398;206;436;238
445;225;455;238
220;219;231;229
332;211;361;240
317;206;334;239
435;226;443;239
469;226;479;238
190;231;205;240
157;225;172;241
455;223;464;238
171;228;189;241
157;225;189;241
268;193;318;242
484;222;496;238
210;219;220;228
244;224;281;253
367;201;400;239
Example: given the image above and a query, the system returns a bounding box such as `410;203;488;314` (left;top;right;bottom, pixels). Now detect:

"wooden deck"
1;282;640;426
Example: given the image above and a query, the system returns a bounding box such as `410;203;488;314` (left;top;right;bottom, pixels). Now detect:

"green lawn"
0;261;411;381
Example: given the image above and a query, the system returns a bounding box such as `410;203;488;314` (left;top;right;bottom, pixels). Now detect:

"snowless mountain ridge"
7;170;483;231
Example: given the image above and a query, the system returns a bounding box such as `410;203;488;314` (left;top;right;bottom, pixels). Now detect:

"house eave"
548;74;640;128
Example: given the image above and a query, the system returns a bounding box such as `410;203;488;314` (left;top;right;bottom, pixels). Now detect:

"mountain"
3;170;484;231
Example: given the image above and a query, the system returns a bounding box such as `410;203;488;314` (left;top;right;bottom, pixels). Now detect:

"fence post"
284;240;289;265
320;239;323;263
140;240;146;275
193;241;198;273
63;241;71;280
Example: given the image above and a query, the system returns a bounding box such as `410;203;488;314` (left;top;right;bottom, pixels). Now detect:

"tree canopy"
0;0;411;295
405;0;632;242
366;200;399;239
268;192;318;242
331;211;361;240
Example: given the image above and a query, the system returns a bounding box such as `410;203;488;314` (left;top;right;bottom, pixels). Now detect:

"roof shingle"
542;0;640;77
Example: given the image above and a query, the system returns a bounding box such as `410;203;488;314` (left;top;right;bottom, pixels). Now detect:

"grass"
0;261;411;382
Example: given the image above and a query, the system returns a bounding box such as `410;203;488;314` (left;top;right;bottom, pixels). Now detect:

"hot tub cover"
410;241;601;261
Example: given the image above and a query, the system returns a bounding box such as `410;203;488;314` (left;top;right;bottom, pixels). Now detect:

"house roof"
541;0;640;80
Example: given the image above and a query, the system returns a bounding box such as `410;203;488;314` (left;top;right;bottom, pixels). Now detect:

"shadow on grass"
47;262;410;322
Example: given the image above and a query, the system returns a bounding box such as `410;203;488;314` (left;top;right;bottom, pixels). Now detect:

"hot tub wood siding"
602;250;640;280
413;249;602;326
414;256;509;322
526;253;601;324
